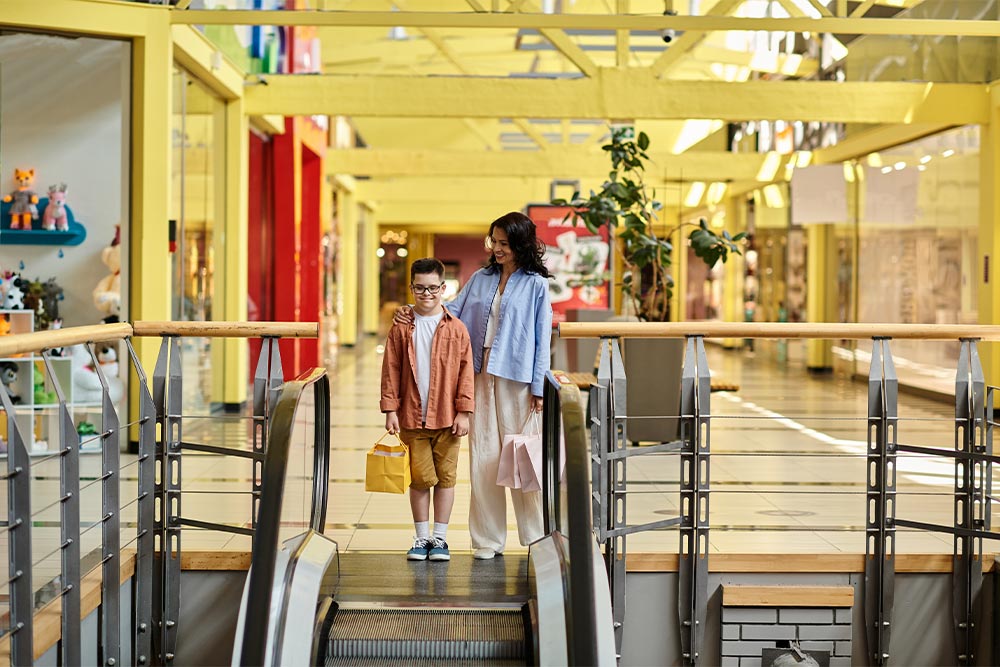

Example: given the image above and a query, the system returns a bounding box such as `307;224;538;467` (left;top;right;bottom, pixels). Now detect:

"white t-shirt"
484;292;502;349
413;310;444;422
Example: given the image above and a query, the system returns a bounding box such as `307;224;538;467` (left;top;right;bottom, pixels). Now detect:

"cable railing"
0;320;316;666
560;321;999;667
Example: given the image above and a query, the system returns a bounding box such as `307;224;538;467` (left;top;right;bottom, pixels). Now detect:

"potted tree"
553;128;745;442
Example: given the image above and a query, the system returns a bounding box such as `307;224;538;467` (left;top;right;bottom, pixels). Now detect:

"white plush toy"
93;226;121;323
70;343;123;405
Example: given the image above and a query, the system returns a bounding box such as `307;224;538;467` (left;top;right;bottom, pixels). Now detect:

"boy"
380;258;474;561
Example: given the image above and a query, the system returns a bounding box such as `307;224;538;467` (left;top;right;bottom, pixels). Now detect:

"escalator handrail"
542;371;600;666
240;367;331;667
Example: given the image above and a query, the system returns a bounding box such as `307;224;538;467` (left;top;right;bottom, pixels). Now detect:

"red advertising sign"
526;205;611;324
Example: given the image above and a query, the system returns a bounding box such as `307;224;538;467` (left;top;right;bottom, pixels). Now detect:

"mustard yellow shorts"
400;427;461;490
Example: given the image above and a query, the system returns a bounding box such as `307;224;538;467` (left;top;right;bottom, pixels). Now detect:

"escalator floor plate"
330;608;525;661
326;659;525;666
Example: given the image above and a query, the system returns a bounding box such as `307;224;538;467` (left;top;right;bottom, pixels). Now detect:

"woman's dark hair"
486;211;551;277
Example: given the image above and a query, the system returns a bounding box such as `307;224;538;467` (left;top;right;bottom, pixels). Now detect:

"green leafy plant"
553;128;745;322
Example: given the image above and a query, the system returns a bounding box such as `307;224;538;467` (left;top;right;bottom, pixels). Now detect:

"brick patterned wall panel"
721;603;852;666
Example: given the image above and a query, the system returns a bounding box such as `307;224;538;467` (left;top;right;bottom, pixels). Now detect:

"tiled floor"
3;336;998;615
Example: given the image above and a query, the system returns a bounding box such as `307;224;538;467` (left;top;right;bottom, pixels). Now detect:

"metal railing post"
0;387;32;665
41;348;82;665
127;338;156;666
678;335;710;665
152;336;182;664
863;338;897;666
81;343;122;667
251;337;284;533
954;339;986;665
594;337;628;654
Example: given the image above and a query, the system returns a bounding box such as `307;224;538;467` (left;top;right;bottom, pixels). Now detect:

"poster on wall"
526;204;611;324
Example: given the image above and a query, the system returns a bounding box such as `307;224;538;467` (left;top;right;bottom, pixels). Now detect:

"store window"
0;31;131;610
170;66;227;414
854;126;979;393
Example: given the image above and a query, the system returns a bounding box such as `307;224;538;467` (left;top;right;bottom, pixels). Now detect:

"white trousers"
468;352;545;552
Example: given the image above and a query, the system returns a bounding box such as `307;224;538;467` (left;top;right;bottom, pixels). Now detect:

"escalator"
231;369;615;666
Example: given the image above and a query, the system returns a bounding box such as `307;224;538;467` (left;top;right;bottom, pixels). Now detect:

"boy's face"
410;272;445;313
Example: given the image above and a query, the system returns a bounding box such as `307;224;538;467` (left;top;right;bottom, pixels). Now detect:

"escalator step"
326;659;525;666
329;608;525;661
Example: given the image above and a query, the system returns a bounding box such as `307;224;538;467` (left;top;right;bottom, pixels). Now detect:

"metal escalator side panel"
274;532;340;665
590;538;618;665
231;539;297;666
529;534;569;667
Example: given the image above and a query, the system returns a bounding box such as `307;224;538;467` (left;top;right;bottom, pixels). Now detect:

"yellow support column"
721;197;745;346
361;202;380;336
978;87;1000;384
130;16;173;427
223;97;249;405
669;223;688;321
806;223;835;370
337;185;359;346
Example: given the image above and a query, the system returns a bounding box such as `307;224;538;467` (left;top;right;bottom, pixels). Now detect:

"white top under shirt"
413;310;444;423
483;292;502;349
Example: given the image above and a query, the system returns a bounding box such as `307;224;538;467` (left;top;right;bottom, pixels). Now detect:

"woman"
396;211;552;559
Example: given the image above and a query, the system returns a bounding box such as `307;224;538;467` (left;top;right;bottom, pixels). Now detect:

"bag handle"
375;431;406;447
521;410;542;435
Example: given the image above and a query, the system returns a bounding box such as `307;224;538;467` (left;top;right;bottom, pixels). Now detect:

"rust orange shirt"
380;308;475;430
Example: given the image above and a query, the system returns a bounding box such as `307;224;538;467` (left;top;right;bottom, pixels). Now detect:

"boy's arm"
454;330;475;415
380;328;403;416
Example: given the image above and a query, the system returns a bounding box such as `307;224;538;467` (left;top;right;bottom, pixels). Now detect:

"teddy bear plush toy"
93;226;121;324
3;168;39;230
70;343;124;405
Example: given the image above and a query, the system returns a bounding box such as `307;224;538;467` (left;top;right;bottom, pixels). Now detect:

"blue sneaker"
428;538;450;562
407;537;432;561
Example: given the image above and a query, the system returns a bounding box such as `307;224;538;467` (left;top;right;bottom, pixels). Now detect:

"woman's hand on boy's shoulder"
392;305;414;326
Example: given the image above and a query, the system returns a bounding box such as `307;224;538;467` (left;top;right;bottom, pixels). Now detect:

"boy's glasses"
411;283;444;295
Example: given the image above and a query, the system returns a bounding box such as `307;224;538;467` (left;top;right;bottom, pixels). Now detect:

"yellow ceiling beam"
376;200;683;226
326;147;776;182
171;25;244;101
375;200;538;225
246;72;988;125
356;177;553;203
249;114;286;135
3;0;165;37
615;0;630;68
649;0;743;78
812;123;955;164
693;45;818;77
174;10;1000;37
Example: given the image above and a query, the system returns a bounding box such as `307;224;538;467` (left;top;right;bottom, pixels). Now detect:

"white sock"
433;522;448;541
415;521;429;539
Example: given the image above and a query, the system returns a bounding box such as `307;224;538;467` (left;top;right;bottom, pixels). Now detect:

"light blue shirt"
446;267;552;397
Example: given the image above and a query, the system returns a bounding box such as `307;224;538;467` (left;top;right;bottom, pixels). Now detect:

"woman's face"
489;227;514;267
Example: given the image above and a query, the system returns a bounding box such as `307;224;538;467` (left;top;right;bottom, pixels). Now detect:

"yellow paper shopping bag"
365;432;411;494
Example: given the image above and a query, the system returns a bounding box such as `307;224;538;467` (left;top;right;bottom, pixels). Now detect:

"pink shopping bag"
496;413;541;489
515;425;565;492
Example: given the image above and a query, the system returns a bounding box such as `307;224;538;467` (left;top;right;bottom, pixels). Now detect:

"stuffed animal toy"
70;344;123;405
0;315;10;337
2;276;26;310
42;183;68;231
0;362;20;405
33;363;56;405
93;226;121;324
3;168;39;230
47;318;64;356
